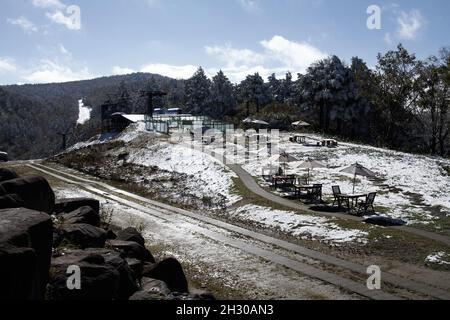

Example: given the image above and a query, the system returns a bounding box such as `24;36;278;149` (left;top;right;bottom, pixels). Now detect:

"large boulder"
116;227;145;247
0;194;25;210
0;184;6;196
142;258;188;293
107;240;155;263
0;176;55;214
48;250;121;300
60;224;107;249
103;252;139;299
55;198;100;215
0;244;37;300
61;206;100;227
0;208;53;300
0;168;19;183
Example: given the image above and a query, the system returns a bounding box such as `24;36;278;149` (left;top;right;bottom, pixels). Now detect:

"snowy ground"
125;130;241;207
226;204;368;246
53;186;356;300
204;132;450;227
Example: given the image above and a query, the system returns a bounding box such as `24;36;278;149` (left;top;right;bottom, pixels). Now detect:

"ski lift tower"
140;89;167;117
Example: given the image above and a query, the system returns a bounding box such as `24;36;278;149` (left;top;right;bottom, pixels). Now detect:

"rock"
0;244;37;300
61;224;107;249
0;184;6;196
54;198;100;215
103;253;139;299
107;240;155;263
116;227;145;246
48;250;121;300
129;291;168;300
142;258;188;293
0;176;55;214
106;229;117;240
0;168;19;183
141;277;171;296
0;194;25;209
126;258;143;280
364;216;407;227
62;206;100;227
47;249;139;300
0;208;53;300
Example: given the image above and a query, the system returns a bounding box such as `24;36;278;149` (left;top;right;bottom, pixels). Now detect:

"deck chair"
357;192;377;216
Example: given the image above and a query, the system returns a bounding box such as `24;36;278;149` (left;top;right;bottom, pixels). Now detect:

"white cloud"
238;0;261;13
140;63;198;79
205;35;327;82
23;60;93;83
396;9;425;40
46;5;81;31
260;35;328;71
205;45;265;67
0;58;17;73
112;66;136;75
32;0;65;9
7;16;38;33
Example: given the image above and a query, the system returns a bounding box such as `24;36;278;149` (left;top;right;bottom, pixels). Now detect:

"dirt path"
25;162;450;300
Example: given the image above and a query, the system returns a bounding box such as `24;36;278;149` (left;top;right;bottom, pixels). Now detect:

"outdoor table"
337;194;367;212
293;185;314;197
272;175;296;189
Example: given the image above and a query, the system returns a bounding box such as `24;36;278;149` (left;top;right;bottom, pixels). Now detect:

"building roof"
122;114;146;123
111;113;146;123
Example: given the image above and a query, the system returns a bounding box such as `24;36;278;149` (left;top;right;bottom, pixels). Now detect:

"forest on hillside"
0;44;449;160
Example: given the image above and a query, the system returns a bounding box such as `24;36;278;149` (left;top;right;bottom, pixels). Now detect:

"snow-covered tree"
238;72;270;115
184;67;211;114
209;70;237;117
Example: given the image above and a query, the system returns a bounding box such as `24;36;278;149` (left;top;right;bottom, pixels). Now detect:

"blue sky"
0;0;449;84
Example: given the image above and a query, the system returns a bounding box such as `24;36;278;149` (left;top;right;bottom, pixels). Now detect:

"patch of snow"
229;204;368;245
425;252;450;265
76;99;92;125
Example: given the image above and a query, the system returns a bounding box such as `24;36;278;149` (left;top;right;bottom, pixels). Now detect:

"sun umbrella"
272;152;299;174
297;159;326;184
340;163;376;194
292;121;311;127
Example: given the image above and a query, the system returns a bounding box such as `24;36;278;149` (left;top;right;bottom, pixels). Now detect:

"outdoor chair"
357;192;377;216
332;186;342;207
309;184;323;203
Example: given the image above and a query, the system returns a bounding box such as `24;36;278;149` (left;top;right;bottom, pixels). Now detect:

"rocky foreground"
0;168;214;301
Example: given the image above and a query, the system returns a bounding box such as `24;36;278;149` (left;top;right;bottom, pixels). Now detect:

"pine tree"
238;73;269;115
209;70;237;118
184;67;211;115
